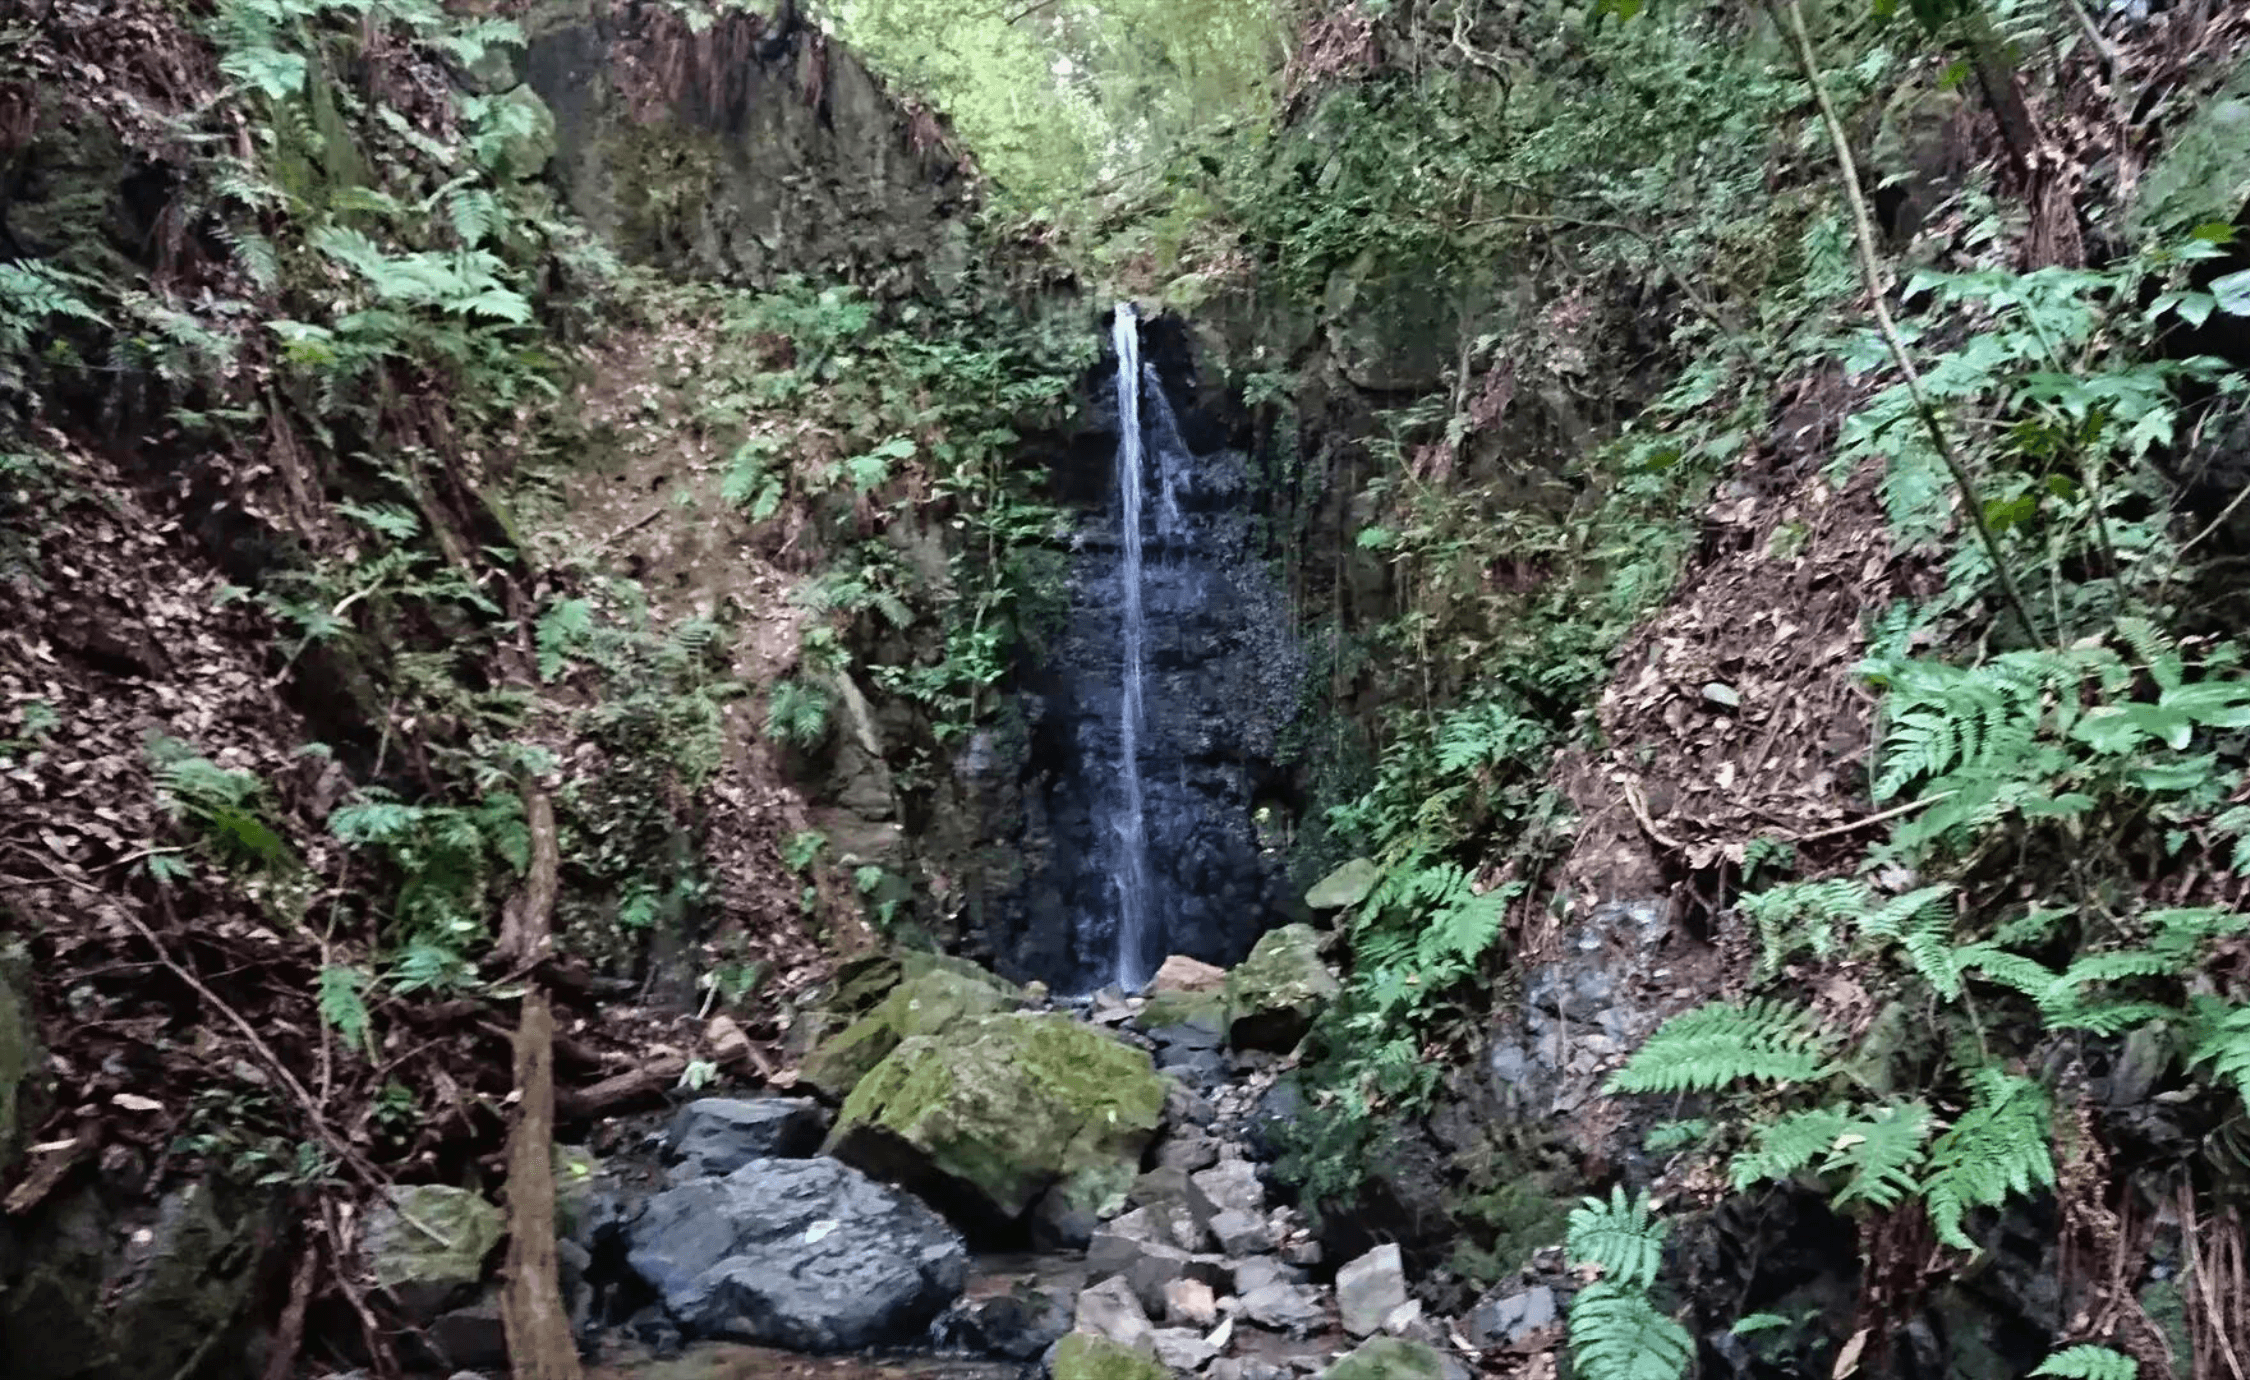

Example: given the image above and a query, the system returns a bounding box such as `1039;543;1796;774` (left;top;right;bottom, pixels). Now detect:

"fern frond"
2189;999;2250;1106
1924;1068;2055;1252
1730;1105;1849;1190
1827;1101;1932;1211
2032;1345;2137;1380
317;963;374;1056
1567;1187;1667;1288
1859;884;1962;996
2045;1001;2179;1036
1607;999;1830;1095
1730;1101;1930;1210
1567;1283;1692;1380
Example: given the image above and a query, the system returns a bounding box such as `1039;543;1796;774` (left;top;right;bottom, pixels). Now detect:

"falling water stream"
1109;304;1154;991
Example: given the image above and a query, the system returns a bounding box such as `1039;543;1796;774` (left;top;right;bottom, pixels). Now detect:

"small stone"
1165;1278;1220;1328
1463;1285;1557;1346
1211;1207;1276;1256
1158;1129;1223;1173
1244;1365;1292;1380
1239;1282;1326;1336
705;1013;751;1062
1167;1081;1219;1129
1318;1335;1469;1380
1024;980;1050;1003
1304;857;1380;911
1075;1275;1154;1351
1190;1160;1266;1223
1380;1301;1423;1337
1208;1316;1236;1352
1336;1244;1408;1338
1153;955;1228;993
1210;1360;1245;1380
1281;1239;1323;1267
1152;1326;1221;1371
1234;1257;1308;1295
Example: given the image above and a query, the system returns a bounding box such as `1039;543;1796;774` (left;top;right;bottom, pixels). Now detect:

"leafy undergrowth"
1160;0;2250;1374
0;0;1075;1370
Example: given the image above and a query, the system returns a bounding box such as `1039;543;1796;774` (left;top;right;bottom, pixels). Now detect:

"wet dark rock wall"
973;319;1305;991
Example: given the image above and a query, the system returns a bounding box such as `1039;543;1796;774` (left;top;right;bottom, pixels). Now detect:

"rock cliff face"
524;0;977;294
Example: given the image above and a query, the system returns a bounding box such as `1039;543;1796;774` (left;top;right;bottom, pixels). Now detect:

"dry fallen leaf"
111;1093;163;1113
1833;1327;1869;1378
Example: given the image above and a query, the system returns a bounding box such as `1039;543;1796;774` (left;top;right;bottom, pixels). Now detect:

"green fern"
2031;1346;2137;1380
1923;1068;2055;1252
767;678;831;748
535;597;597;681
1729;1101;1930;1210
1566;1187;1666;1289
316;964;374;1057
2188;999;2250;1107
1606;999;1830;1095
1856;884;1965;997
1568;1282;1693;1380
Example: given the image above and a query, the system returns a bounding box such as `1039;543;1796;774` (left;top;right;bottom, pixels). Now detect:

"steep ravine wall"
524;0;979;294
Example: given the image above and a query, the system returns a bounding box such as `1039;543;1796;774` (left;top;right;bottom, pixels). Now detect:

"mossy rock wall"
524;2;975;295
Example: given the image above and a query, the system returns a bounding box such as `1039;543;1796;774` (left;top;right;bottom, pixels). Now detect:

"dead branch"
498;788;583;1380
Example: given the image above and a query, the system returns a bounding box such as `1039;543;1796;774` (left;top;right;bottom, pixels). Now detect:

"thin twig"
1774;0;2045;648
1785;791;1953;844
94;891;384;1191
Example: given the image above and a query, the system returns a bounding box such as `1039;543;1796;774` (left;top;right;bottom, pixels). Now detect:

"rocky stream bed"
354;927;1571;1380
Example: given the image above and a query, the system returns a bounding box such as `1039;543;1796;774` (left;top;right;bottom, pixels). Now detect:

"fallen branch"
497;788;583;1380
259;1237;320;1380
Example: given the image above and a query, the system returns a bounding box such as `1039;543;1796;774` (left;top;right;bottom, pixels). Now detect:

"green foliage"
1567;1284;1693;1380
147;736;297;874
767;678;832;749
2188;1000;2250;1106
782;829;828;873
328;786;529;988
1922;1068;2056;1252
1863;633;2250;859
1729;1101;1931;1211
2032;1346;2139;1380
316;964;375;1058
1566;1187;1667;1289
1605;1000;1830;1095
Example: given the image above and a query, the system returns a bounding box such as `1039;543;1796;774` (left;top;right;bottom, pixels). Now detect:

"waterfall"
1110;304;1155;991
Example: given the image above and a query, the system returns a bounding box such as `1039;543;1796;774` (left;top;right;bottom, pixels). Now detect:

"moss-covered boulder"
826;1013;1165;1227
1138;986;1228;1038
1305;857;1380;911
1320;1337;1460;1380
365;1184;504;1321
1227;924;1340;1051
1051;1330;1168;1380
801;965;1023;1102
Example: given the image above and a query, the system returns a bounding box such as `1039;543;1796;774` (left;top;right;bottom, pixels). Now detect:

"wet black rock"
930;1286;1074;1360
626;1157;968;1352
665;1097;829;1179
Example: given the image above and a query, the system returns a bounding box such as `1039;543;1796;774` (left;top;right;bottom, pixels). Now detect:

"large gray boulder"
665;1097;828;1178
626;1157;967;1351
